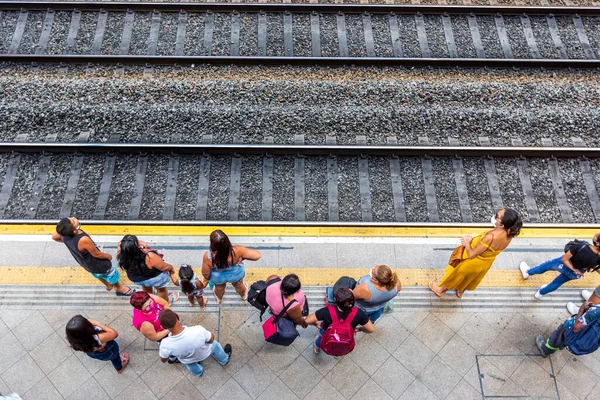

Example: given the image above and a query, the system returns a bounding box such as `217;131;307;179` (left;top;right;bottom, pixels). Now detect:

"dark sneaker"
536;335;549;358
168;356;180;364
223;344;232;365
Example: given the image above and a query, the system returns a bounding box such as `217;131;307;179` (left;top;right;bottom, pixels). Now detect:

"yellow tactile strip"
2;266;599;288
0;224;598;238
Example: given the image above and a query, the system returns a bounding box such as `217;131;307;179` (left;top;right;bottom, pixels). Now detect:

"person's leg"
538;324;567;356
210;340;230;366
232;281;248;298
368;308;384;324
313;328;324;353
97;277;113;290
185;362;204;377
540;273;574;295
87;340;123;371
527;257;563;276
141;285;154;295
156;287;169;302
214;283;226;303
187;294;196;307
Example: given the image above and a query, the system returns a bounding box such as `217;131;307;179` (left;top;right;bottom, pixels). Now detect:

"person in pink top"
265;274;308;328
130;291;170;341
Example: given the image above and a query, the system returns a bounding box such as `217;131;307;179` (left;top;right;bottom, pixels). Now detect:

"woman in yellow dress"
429;208;522;299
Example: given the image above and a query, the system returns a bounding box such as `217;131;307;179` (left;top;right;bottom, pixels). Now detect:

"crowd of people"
52;208;600;377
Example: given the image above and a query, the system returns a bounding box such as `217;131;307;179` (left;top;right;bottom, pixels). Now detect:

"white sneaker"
566;302;581;315
519;262;530;279
535;284;548;299
582;290;592;301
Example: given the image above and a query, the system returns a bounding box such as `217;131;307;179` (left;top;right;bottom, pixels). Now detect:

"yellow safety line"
1;266;599;288
0;224;598;238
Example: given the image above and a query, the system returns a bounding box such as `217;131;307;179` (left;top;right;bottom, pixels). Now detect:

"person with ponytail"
353;265;402;323
429;208;522;299
171;264;209;309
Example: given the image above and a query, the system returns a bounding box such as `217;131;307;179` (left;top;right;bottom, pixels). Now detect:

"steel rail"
5;54;600;68
0;1;599;15
1;219;600;229
1;142;599;158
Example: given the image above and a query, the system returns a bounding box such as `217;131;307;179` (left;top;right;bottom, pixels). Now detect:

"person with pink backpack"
305;287;375;356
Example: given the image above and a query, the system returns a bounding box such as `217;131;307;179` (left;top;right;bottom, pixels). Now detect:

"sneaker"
519;261;530;279
582;290;593;301
167;356;180;364
536;335;549;358
534;284;548;300
566;302;581;316
223;344;232;365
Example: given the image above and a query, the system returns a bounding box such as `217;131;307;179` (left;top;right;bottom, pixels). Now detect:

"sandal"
313;335;321;354
456;290;464;299
169;291;180;304
116;287;136;297
117;353;129;374
429;281;445;299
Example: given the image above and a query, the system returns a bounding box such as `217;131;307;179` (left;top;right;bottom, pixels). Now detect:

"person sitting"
352;265;401;323
265;274;308;328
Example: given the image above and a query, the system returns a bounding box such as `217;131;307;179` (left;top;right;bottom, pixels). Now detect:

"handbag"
448;245;465;268
262;294;299;346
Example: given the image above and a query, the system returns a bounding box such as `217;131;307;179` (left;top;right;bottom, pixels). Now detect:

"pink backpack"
320;306;358;356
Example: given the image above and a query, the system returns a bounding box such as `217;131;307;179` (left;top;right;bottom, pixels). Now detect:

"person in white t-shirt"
158;309;232;376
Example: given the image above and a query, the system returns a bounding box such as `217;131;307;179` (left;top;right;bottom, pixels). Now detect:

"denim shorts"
91;265;121;285
134;271;170;288
210;265;245;285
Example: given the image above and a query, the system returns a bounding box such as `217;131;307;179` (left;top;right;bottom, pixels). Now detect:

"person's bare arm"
462;233;492;259
160;356;169;363
141;322;170;342
236;245;261;261
357;320;375;334
87;319;118;342
304;313;320;328
206;332;215;344
146;252;174;273
149;293;170;310
396;279;402;293
352;282;371;301
562;251;584;277
201;252;212;280
286;306;308;328
78;237;112;260
51;232;63;243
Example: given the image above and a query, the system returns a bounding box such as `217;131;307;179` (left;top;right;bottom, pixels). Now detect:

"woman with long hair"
201;230;261;304
117;235;178;303
65;315;129;374
429;208;523;299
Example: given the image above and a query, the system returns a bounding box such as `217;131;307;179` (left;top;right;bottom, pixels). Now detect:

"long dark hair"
118;235;147;273
179;264;196;295
501;208;522;238
65;315;103;353
210;230;234;269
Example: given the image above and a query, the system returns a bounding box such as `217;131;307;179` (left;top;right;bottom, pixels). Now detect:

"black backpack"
564;239;588;254
247;278;280;321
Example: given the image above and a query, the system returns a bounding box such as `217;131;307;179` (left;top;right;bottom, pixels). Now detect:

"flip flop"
116;287;136;297
117;353;129;374
170;291;180;304
429;281;445;299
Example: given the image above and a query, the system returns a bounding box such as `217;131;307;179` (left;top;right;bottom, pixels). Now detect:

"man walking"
158;309;232;376
52;216;134;296
537;300;600;357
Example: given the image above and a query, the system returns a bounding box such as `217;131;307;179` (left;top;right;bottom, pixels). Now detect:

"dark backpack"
564;319;600;355
247;278;280;321
564;239;588;254
320;306;359;356
325;276;357;305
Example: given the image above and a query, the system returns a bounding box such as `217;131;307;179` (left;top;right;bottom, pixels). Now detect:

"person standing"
52;217;134;296
520;234;600;299
353;265;401;323
118;234;178;303
429;208;522;299
201;230;261;304
65;315;129;374
264;274;308;328
158;310;232;377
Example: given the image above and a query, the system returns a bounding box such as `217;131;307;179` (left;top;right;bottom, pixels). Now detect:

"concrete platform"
1;232;600;399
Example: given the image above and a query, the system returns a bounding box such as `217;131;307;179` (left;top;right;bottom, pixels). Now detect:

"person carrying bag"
262;294;300;346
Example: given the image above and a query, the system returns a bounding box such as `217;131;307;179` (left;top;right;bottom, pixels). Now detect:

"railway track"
1;2;600;67
1;138;599;224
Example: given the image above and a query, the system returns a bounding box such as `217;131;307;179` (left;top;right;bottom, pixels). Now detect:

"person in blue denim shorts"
118;235;179;303
201;230;261;304
520;234;600;299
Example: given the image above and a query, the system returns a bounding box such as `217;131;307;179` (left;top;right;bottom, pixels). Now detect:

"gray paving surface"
1;303;598;399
